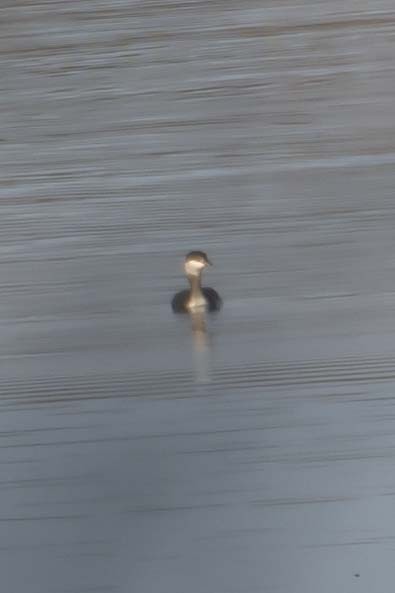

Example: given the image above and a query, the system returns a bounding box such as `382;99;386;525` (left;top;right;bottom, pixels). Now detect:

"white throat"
184;259;205;277
185;259;207;311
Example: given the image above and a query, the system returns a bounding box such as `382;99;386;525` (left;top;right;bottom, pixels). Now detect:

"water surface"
2;1;395;592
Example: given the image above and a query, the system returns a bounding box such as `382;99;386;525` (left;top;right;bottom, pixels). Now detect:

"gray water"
2;1;395;592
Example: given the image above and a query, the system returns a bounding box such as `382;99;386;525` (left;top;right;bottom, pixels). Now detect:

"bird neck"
188;273;203;298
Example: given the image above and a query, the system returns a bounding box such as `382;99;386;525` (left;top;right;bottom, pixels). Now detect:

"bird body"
171;286;221;313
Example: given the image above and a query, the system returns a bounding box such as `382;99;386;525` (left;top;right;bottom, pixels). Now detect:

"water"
2;1;395;591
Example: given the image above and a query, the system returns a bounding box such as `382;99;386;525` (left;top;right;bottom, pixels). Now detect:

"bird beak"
206;258;212;266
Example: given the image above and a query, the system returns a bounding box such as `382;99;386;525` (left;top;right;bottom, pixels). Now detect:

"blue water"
2;1;395;591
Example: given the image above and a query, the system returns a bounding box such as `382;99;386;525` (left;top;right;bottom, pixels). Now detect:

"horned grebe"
171;251;222;313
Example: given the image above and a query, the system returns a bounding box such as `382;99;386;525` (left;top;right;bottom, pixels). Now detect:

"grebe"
171;251;222;313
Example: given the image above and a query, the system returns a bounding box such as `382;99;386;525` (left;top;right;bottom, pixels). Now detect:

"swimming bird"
171;251;222;313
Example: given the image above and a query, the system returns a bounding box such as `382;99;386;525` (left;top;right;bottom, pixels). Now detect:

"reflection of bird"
171;251;222;313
